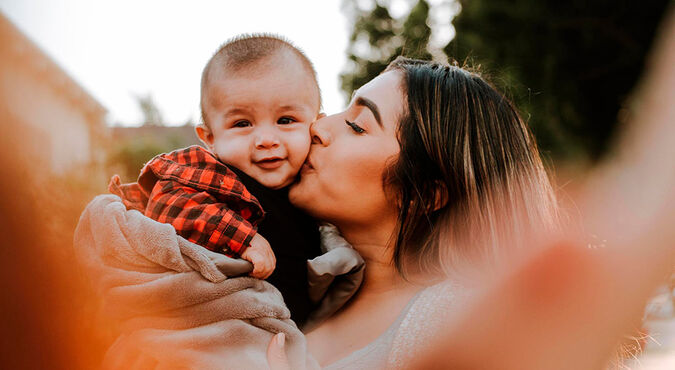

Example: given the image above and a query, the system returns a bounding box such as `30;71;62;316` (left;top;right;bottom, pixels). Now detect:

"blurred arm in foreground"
412;8;675;370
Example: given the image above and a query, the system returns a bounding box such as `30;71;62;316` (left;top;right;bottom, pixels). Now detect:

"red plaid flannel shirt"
109;146;265;256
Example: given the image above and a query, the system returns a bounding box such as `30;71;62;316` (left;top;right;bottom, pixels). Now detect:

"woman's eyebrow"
355;96;382;127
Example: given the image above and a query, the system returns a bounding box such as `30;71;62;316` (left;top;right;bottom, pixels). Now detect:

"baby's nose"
255;129;280;149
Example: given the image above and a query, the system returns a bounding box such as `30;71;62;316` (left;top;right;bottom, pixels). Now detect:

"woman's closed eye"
345;119;365;134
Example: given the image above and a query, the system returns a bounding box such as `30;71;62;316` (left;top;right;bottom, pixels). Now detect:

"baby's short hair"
200;33;320;127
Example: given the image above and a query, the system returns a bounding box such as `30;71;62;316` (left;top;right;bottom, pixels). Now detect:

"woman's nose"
310;115;332;146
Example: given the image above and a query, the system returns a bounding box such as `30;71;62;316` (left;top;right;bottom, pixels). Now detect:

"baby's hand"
241;233;276;279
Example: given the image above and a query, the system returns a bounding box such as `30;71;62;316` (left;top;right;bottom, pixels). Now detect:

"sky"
0;0;348;126
0;0;455;126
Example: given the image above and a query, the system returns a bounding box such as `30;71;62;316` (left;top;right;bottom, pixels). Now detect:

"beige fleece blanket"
74;195;328;369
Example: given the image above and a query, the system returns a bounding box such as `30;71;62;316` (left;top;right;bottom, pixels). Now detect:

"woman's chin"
288;178;311;207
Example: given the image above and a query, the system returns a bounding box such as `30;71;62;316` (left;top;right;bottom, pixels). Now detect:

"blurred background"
0;0;672;368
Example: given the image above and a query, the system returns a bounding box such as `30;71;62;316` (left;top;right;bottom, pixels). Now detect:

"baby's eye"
233;120;251;128
277;117;296;125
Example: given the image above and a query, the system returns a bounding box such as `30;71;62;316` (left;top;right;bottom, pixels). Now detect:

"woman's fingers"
267;333;290;370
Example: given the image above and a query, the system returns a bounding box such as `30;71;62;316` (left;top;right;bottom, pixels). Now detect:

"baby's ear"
195;124;215;150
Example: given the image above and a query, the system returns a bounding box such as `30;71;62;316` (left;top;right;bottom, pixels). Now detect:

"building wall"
0;64;94;174
0;13;107;178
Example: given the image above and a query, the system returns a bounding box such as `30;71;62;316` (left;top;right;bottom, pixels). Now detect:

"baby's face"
200;55;320;189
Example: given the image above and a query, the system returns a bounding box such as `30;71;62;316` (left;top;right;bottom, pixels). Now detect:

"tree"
445;0;671;161
340;0;671;161
340;0;433;102
134;93;165;126
401;0;432;60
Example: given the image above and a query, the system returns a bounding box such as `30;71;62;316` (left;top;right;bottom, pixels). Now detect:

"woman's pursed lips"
301;157;315;173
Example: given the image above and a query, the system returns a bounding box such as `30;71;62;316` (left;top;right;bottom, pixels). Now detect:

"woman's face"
289;71;404;228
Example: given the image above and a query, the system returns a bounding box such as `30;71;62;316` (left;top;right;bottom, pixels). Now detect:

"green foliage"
107;137;167;180
446;0;671;160
135;93;165;126
106;127;200;181
401;0;432;59
340;0;671;161
108;96;201;181
340;0;433;101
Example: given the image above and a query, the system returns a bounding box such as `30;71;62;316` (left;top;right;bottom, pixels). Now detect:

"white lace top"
324;281;467;369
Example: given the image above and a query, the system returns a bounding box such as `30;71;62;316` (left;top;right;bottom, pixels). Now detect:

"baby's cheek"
285;130;312;168
213;138;250;167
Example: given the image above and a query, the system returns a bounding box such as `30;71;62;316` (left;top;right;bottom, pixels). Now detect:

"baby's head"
197;34;321;189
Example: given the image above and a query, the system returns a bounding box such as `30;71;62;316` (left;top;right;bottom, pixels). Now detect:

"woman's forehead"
352;71;405;128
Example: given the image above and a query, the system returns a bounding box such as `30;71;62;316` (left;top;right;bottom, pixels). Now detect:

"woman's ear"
400;181;449;212
433;181;449;211
195;124;215;151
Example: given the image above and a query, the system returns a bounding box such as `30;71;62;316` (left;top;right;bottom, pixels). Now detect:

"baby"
110;34;324;325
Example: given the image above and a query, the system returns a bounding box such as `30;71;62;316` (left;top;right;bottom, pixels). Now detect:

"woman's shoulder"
387;280;471;368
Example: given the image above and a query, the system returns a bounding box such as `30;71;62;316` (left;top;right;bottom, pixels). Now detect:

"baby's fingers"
252;259;274;279
249;253;274;279
261;259;275;279
248;253;263;278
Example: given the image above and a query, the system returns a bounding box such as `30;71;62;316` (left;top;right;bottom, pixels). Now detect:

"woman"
73;56;559;369
283;56;559;367
363;13;675;367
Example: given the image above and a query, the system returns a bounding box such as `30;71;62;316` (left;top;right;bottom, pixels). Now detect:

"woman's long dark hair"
384;56;558;276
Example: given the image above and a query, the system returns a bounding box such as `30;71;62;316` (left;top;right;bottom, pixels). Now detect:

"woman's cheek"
335;150;387;201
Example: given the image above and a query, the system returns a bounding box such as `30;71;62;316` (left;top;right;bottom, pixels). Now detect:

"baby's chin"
253;172;297;190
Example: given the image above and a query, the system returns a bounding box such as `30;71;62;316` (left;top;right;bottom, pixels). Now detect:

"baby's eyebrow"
223;108;250;117
277;104;304;112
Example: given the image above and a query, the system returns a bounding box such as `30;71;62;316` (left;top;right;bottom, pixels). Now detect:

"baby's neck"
227;164;290;194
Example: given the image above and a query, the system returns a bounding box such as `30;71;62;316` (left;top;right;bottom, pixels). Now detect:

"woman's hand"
266;333;290;370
